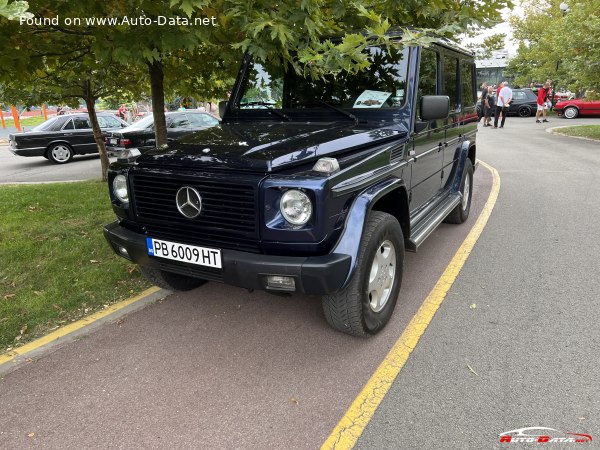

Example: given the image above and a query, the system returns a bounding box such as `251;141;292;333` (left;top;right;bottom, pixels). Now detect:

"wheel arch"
331;177;409;289
45;140;75;155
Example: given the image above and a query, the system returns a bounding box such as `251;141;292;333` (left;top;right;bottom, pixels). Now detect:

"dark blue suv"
104;34;477;337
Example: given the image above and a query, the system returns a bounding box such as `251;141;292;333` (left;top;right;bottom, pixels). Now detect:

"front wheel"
563;106;578;119
445;158;473;224
139;266;207;291
321;211;404;337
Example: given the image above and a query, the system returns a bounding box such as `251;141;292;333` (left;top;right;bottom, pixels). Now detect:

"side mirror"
420;95;450;121
218;100;228;119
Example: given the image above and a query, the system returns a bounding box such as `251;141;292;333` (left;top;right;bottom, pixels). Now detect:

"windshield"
125;114;154;130
235;45;409;112
32;117;59;131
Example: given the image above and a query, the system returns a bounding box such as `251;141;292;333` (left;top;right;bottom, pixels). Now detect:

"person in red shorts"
535;82;551;123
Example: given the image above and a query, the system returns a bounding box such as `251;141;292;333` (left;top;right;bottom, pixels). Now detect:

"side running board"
406;193;461;252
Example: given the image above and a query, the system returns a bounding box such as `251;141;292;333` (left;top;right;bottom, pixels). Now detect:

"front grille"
131;171;261;253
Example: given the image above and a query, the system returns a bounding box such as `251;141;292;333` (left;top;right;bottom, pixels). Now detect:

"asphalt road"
0;116;598;449
0;145;109;183
357;117;600;448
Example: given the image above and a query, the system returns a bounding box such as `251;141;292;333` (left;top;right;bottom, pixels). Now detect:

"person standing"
494;82;512;129
480;82;489;122
535;82;551;123
483;89;495;127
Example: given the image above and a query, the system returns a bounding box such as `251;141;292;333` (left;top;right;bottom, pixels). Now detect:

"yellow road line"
0;286;161;368
321;160;501;450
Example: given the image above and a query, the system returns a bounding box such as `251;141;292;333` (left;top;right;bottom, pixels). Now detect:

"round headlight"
280;189;312;226
113;174;129;203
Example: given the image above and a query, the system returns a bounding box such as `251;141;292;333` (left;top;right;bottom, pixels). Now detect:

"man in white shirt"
494;81;513;128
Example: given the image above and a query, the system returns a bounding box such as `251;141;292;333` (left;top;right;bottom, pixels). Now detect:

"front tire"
47;143;73;164
139;266;206;291
563;106;578;119
445;158;473;224
322;211;404;337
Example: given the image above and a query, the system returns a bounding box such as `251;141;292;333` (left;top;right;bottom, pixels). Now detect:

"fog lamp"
266;275;296;291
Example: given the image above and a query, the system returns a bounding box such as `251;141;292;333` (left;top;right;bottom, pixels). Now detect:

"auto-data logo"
499;427;592;444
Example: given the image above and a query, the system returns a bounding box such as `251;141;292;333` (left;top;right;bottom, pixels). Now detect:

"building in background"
476;50;514;88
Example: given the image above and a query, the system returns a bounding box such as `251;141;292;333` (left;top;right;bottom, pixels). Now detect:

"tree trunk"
148;60;168;148
83;80;110;181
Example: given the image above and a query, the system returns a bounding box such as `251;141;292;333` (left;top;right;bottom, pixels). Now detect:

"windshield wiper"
239;101;291;121
316;100;358;124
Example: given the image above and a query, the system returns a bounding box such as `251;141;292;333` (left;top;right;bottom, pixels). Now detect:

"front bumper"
104;221;351;295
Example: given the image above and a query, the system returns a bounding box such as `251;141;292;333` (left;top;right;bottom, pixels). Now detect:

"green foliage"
507;0;600;94
0;0;32;19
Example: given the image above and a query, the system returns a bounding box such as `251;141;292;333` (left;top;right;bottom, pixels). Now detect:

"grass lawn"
0;181;150;350
554;125;600;140
19;116;49;128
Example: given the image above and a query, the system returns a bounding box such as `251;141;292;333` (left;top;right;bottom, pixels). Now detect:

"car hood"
135;121;407;172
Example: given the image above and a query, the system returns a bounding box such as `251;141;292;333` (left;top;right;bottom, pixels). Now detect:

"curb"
546;125;600;142
0;286;169;376
322;160;501;450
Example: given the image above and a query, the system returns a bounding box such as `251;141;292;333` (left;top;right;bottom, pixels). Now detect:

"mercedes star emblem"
176;186;202;219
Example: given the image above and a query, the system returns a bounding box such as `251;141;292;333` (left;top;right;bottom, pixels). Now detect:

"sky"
462;4;525;56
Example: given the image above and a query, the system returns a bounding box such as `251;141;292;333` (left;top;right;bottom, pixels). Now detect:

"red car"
554;98;600;119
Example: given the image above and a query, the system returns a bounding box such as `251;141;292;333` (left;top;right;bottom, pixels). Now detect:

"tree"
0;1;147;180
507;0;600;95
3;0;514;158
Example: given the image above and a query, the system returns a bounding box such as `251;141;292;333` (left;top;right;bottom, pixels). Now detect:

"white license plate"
147;238;222;269
110;138;118;145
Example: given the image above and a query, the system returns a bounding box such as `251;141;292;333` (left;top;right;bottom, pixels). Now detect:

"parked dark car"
477;88;539;117
554;98;600;119
104;33;477;337
104;111;220;154
8;113;128;164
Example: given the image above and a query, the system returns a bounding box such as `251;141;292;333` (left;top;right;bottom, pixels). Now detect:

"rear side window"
460;61;475;106
443;55;458;109
189;114;219;127
62;119;74;130
169;114;191;128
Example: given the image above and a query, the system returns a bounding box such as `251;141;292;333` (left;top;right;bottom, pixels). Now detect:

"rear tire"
518;106;531;117
139;266;206;291
47;143;73;164
445;158;473;224
321;211;404;337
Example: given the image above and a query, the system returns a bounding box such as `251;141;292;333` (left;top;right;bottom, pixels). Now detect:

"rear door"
70;116;96;153
441;52;461;190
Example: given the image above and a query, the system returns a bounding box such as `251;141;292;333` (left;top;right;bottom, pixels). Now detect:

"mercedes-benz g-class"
104;35;477;337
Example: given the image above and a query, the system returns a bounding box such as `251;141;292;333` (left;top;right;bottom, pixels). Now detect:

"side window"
417;48;438;120
460;61;475;106
97;116;109;128
169;114;190;128
62;118;74;130
443;55;458;109
73;117;91;129
188;114;209;127
513;91;526;100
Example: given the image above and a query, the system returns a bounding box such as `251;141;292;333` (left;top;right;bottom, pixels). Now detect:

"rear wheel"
47;143;73;164
563;106;578;119
445;158;473;224
139;266;206;291
518;106;531;117
321;211;404;337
